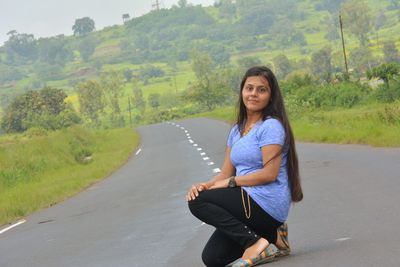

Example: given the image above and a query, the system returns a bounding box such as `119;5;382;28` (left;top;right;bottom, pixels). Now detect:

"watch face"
229;177;236;187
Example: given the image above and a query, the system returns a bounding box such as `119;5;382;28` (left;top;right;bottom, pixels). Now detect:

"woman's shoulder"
228;124;240;137
230;124;239;132
259;117;284;130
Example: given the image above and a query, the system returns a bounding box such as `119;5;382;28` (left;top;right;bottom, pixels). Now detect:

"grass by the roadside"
291;102;400;147
190;102;400;147
0;126;139;225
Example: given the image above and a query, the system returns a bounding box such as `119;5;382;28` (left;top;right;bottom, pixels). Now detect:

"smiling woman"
187;66;303;267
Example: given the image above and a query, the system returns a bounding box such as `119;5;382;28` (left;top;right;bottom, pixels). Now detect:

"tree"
375;11;387;30
324;15;340;41
132;87;146;114
4;32;38;62
100;71;125;127
341;0;372;47
37;36;71;65
122;13;130;23
237;4;276;36
186;49;227;110
383;41;399;63
7;30;17;37
218;0;236;22
316;0;344;13
1;87;78;133
270;18;306;48
205;44;230;67
311;47;333;83
387;0;400;10
148;93;160;109
273;54;292;80
77;36;97;62
367;63;400;89
178;0;188;8
237;57;262;71
77;80;105;126
123;69;134;82
349;46;375;77
72;17;95;36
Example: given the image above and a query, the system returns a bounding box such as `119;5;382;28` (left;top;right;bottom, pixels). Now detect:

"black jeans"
188;187;282;267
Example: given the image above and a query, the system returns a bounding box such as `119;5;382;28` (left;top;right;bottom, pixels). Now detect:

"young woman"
187;66;303;267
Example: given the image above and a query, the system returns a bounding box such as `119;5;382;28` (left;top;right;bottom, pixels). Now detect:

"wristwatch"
228;176;237;188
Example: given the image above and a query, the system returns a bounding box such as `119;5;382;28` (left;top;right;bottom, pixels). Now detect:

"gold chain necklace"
241;187;251;219
241;122;257;137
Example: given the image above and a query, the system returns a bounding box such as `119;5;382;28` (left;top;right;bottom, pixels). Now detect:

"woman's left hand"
209;178;229;189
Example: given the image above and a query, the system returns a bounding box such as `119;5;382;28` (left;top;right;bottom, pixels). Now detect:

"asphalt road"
1;118;400;267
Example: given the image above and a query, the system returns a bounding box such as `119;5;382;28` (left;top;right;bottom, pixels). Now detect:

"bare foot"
242;238;269;259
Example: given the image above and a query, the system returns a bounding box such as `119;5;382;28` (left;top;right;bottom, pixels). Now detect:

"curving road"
0;118;400;267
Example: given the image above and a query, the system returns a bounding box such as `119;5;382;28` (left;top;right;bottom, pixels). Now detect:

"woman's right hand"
186;183;209;201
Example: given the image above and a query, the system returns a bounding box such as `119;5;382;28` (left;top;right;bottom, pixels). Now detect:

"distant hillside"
0;0;399;111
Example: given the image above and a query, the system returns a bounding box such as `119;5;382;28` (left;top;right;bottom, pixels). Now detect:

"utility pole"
152;0;160;11
339;14;349;80
128;96;133;127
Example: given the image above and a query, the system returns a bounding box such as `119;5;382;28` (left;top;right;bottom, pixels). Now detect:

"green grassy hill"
0;0;399;130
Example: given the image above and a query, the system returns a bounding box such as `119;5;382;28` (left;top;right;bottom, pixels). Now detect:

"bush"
374;81;400;103
147;109;183;123
292;82;369;108
24;127;48;137
1;88;82;133
376;104;400;125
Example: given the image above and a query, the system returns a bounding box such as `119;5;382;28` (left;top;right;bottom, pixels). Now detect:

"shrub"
292;81;369;109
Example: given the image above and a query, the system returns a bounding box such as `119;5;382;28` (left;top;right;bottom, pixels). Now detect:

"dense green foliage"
72;17;96;36
1;87;81;133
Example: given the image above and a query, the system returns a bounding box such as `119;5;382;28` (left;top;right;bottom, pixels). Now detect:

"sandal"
276;223;291;257
232;244;275;267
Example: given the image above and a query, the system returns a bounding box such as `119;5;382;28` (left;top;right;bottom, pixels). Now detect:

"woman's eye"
258;87;267;93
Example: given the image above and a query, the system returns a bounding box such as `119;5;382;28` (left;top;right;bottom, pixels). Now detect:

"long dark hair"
236;66;303;202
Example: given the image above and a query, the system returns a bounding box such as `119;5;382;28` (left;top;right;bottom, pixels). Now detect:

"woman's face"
242;76;271;113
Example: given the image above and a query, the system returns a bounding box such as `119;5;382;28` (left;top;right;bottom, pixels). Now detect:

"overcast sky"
0;0;215;46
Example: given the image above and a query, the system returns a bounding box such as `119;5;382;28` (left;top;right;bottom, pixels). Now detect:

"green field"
0;126;139;225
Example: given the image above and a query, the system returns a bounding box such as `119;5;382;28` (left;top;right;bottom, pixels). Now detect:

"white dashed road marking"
213;168;221;173
335;237;351;242
0;220;26;235
168;123;220;175
135;149;142;155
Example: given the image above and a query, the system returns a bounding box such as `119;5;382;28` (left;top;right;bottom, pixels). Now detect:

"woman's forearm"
235;169;278;187
206;172;233;187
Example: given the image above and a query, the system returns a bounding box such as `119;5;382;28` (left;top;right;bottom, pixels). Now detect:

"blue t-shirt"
227;118;291;222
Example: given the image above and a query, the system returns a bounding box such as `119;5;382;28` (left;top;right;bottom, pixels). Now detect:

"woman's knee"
187;196;203;216
201;247;221;267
